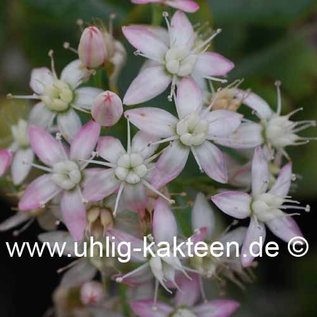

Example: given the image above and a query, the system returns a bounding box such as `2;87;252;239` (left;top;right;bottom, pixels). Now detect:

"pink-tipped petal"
125;107;177;138
82;169;119;201
107;228;145;262
70;121;100;161
11;148;34;185
175;273;200;307
266;215;302;243
251;146;270;196
170;11;195;48
195;52;234;77
168;0;200;13
123;66;171;105
30;67;54;95
236;89;273;119
241;218;266;267
60;188;86;241
0;149;12;176
176;77;203;119
122;25;168;61
28;126;66;166
269;162;292;197
123;183;148;216
19;174;61;211
193;300;240;317
131;300;173;317
153;198;177;244
211;191;251;219
206;110;242;137
75;87;103;110
61;60;91;89
192;193;215;240
57;109;82;142
151;141;189;188
194;141;228;183
217;122;263;149
97;136;125;163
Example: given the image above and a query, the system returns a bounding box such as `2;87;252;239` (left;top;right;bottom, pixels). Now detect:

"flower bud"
0;149;12;176
78;26;106;68
92;91;123;127
80;281;105;305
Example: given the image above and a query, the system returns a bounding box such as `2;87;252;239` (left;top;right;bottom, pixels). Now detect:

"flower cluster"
0;2;315;317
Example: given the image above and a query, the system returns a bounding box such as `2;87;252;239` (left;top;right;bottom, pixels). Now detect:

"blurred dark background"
0;0;317;316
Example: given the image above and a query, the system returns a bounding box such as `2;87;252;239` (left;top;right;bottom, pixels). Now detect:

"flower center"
251;193;283;222
114;153;147;185
265;116;297;148
176;113;208;146
172;308;197;317
165;47;197;77
52;160;82;190
42;80;73;112
11;119;29;148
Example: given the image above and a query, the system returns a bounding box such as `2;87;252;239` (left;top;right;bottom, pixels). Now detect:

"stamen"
281;204;310;212
57;259;81;274
142;180;175;204
76;19;84;32
199;276;207;302
127;119;131;154
133;50;162;64
205;76;228;84
80;159;115;168
168;76;177;102
162;11;170;31
113;183;125;217
286;107;303;119
149;136;178;146
274;80;282;115
72;105;91;114
55;133;69;160
48;50;57;79
115;262;149;283
79;151;98;170
26;162;52;173
63;42;78;54
7;93;40;100
193;28;222;53
109;13;116;36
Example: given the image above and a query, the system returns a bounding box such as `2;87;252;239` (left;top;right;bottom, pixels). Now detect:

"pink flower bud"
80;281;104;305
78;26;106;68
92;91;123;127
0;149;12;176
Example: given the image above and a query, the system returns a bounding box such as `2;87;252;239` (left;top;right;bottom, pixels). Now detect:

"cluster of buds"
0;1;315;317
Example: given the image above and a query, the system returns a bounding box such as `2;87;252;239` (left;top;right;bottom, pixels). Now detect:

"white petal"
251;146;270;196
29;102;55;128
74;87;103;110
11;148;34;185
122;25;168;61
131;131;159;158
236;89;273;119
123;66;171;105
97;137;125;163
30;67;54;95
269;162;292;197
151;141;189;188
241;218;266;267
211;191;251;219
194;141;227;183
206;109;242;137
60;60;91;89
57;110;82;142
125;107;177;138
176;77;203;119
0;212;29;231
192;193;215;240
123;183;148;215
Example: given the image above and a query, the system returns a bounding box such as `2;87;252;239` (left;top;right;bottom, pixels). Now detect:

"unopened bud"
92;91;123;127
80;281;104;305
78;26;106;68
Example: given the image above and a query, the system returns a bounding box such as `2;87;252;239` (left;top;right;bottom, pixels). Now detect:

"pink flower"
78;26;107;69
131;0;200;13
11;58;102;141
131;273;239;317
125;77;242;188
82;122;174;216
91;91;123;127
18;121;101;241
219;83;317;157
108;198;207;295
211;146;307;267
0;149;12;177
122;11;234;104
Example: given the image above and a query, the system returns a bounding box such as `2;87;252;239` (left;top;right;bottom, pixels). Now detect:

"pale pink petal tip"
0;149;12;176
